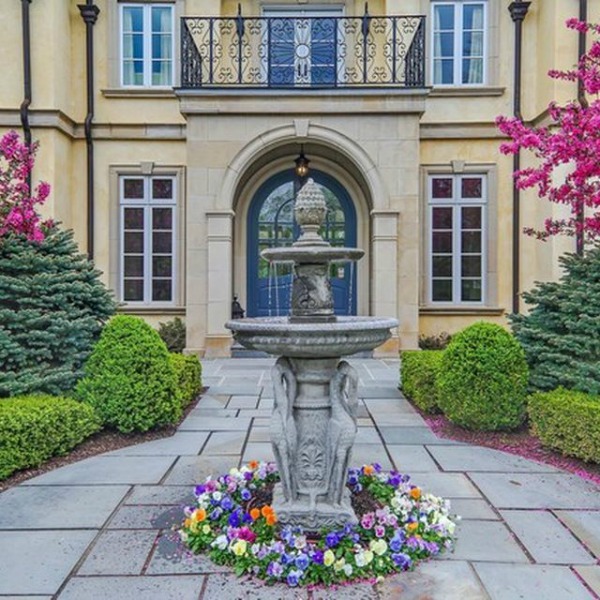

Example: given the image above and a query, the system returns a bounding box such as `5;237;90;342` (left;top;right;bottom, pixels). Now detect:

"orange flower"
363;465;375;476
248;460;259;469
409;487;421;500
407;522;418;532
250;508;260;521
266;513;278;526
193;508;207;522
184;518;192;528
261;505;273;518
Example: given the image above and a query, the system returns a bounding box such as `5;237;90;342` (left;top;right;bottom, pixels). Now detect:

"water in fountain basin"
348;261;355;316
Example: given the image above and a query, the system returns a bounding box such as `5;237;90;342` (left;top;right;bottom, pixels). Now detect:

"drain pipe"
508;1;531;314
576;0;588;256
78;1;100;260
20;0;33;189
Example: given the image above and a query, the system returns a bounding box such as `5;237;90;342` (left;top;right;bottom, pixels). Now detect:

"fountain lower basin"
226;316;398;358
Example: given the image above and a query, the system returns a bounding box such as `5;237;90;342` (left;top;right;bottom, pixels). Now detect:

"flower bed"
180;461;456;587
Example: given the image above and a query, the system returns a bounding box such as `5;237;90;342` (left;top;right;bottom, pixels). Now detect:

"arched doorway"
247;169;357;317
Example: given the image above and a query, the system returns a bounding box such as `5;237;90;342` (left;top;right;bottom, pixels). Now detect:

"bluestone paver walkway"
1;358;599;600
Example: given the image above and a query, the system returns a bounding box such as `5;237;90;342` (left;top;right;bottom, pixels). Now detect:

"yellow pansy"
323;549;335;567
232;539;247;556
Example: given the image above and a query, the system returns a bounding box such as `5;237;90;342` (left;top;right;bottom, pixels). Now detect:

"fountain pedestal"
226;178;398;530
270;357;358;529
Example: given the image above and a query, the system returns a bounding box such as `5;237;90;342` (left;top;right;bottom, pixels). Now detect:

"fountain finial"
294;178;328;247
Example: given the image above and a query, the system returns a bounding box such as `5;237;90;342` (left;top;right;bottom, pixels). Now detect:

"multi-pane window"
432;1;486;85
120;176;176;304
428;174;486;303
120;3;173;86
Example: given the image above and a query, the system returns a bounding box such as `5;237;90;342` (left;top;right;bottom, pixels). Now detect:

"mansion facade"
1;0;596;356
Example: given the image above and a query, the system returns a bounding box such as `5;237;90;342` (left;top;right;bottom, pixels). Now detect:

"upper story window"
120;175;177;305
120;3;174;87
428;174;486;304
431;1;486;85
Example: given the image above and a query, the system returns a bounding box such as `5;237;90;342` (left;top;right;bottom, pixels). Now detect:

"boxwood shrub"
75;315;181;433
437;322;528;431
400;350;443;413
529;389;600;463
0;395;101;480
170;353;202;408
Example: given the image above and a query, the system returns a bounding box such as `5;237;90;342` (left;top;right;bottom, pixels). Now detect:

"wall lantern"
294;146;310;180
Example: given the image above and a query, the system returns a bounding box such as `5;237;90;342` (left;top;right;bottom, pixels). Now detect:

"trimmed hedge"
76;315;181;433
171;353;202;408
0;395;101;479
437;322;529;431
529;389;600;463
400;350;443;413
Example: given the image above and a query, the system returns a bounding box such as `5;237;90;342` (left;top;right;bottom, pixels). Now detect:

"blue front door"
266;9;339;87
247;170;357;317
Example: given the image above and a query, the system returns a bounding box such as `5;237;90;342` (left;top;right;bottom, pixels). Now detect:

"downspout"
508;1;531;314
20;0;32;190
78;2;100;260
576;0;587;256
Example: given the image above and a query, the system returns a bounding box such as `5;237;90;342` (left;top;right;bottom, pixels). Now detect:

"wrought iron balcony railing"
180;13;425;89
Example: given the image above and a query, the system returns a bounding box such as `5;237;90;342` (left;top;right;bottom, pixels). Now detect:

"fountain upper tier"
226;177;398;354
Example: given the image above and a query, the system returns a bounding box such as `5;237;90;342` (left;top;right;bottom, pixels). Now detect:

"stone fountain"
226;179;398;530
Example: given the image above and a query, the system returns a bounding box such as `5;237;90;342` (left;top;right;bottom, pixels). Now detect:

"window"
432;1;486;85
120;3;174;86
120;175;176;304
428;174;486;303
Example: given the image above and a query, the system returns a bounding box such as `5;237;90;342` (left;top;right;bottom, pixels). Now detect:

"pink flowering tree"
0;130;51;242
497;19;600;240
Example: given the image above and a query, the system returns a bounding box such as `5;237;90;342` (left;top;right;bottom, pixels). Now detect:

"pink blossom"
497;19;600;240
0;130;51;242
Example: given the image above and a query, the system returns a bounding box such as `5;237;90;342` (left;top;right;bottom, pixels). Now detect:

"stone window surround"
419;162;498;309
106;0;185;91
108;163;186;310
421;0;500;91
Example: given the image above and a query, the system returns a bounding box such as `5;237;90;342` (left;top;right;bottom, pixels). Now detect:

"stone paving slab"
57;575;205;600
448;499;499;520
379;426;462;445
473;563;594;600
108;504;183;530
499;509;596;564
349;444;393;470
409;473;482;499
0;485;129;529
427;446;557;473
188;408;239;417
243;442;275;462
355;427;382;444
370;413;427;427
178;415;252;432
106;432;210;457
227;395;260;409
163;455;240;486
0;530;97;595
248;427;270;442
125;485;194;505
387;445;440;472
202;573;310;599
207;384;263;396
377;560;490;600
574;566;600;597
357;386;403;398
202;431;247;455
363;398;418;414
145;530;232;575
469;473;600;509
442;521;529;563
311;581;378;599
23;456;176;486
554;510;600;558
78;529;157;575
